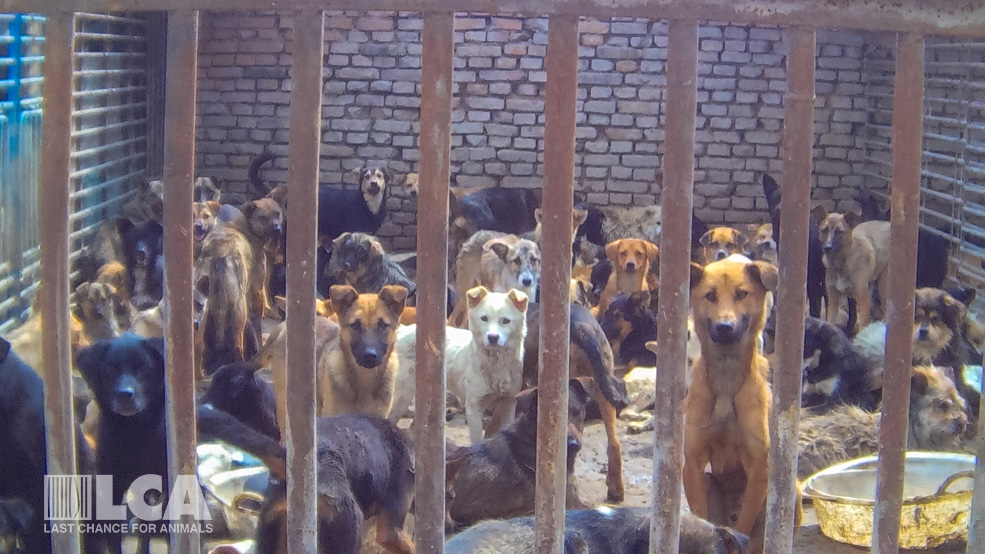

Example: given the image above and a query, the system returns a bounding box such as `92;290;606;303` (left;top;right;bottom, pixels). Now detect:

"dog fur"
72;281;131;342
685;255;778;545
912;288;981;417
122;220;165;311
195;176;223;203
391;287;529;444
201;361;279;441
599;290;657;369
448;231;540;328
745;223;777;265
325;232;416;297
121;178;165;225
523;302;629;502
814;207;891;331
193;200;221;258
700;227;747;265
444;379;592;529
597;238;658;317
797;365;969;478
448;186;543;260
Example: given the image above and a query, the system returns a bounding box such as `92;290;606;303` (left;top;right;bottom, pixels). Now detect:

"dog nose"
715;251;727;260
118;387;135;400
194;222;204;233
566;437;581;454
823;243;834;252
918;327;929;340
625;261;636;271
486;332;500;346
272;224;283;235
714;321;735;336
521;276;533;287
358;348;381;367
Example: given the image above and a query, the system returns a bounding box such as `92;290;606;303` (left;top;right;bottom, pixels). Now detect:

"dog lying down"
445;506;749;554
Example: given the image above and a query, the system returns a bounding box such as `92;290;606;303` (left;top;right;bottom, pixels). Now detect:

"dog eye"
704;291;718;303
480;315;489;322
349;322;362;332
936;400;950;412
734;290;748;301
377;319;389;332
500;318;511;325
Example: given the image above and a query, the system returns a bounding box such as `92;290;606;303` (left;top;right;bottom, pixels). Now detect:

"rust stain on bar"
39;10;80;554
415;11;454;554
14;0;985;37
535;13;579;554
284;8;325;554
764;27;814;554
650;19;697;554
969;368;985;553
872;31;925;554
162;10;200;553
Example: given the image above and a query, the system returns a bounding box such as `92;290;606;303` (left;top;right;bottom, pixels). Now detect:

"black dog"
445;379;594;530
122;219;165;310
201;361;279;441
599;291;658;368
762;174;826;319
450;187;542;237
800;317;878;411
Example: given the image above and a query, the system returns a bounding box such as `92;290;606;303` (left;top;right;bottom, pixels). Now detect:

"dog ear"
844;211;861;228
569;377;595;406
911;367;931;396
379;285;408;317
315;299;334;318
368;237;386;260
489;241;510;263
605;240;621;263
273;296;287;313
329;285;359;315
534;208;542;224
645;340;659;355
746;261;779;292
644;242;659;264
689;262;705;289
699;230;713;247
507;289;529;313
733;230;748;248
466;286;489;309
942;293;967;328
141;336;167;366
206;200;221;215
716;527;750;554
811;205;828;224
629;290;651;310
0;336;11;365
240;201;257;221
948;287;976;307
76;341;112;387
514;387;538;420
572;208;588;230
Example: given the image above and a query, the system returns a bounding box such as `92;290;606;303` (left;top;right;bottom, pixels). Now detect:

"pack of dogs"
1;159;981;554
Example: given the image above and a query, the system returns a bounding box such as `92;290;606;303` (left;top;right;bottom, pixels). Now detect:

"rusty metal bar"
535;13;579;554
162;10;200;554
969;370;985;553
39;11;79;553
11;0;985;36
284;9;325;554
872;32;925;554
415;11;454;554
765;27;814;554
650;19;697;554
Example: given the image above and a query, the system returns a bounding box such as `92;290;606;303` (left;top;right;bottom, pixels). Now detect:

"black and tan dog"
445;378;594;530
685;255;780;552
599;290;657;369
523;303;629;502
447;186;543;261
324;232;416;297
121;178;165;225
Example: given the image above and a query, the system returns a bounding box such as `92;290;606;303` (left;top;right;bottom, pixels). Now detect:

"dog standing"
391;287;528;444
448;231;540;328
596;238;658;317
685;255;778;548
813;207;891;331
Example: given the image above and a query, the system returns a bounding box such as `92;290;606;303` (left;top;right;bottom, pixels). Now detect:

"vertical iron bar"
415;11;454;554
969;362;985;552
765;27;814;554
535;13;579;554
39;10;79;553
285;9;324;554
650;19;697;554
872;31;925;554
162;10;199;554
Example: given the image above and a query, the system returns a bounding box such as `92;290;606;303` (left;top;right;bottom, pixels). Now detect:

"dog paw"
626;416;654;434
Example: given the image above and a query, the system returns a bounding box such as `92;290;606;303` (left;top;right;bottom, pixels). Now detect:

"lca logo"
44;474;210;523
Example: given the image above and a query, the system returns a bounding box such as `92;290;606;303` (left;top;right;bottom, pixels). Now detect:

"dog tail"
202;255;249;375
197;403;286;478
571;319;629;414
248;148;277;198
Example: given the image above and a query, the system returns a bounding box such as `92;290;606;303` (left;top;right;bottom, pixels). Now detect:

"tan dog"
72;282;130;342
685;254;778;549
597;238;658;317
7;300;88;372
813;207;891;330
699;226;747;265
193;200;221;258
448;232;541;328
322;285;407;417
746;222;777;265
96;261;128;302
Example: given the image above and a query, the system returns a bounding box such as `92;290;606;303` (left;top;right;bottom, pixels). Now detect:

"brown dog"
192;200;221;258
685;255;778;548
746;223;777;265
322;285;408;417
699;227;747;265
597;238;658;317
72;282;131;342
813;207;891;330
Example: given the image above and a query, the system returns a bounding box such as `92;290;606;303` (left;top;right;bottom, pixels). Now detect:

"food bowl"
802;451;975;549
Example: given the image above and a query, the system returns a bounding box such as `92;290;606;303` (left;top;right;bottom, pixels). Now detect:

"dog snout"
118;386;135;400
625;261;636;272
566;434;581;455
270;223;283;238
367;182;382;195
520;275;533;287
485;332;501;346
918;326;930;340
356;347;382;368
714;250;728;260
709;319;743;345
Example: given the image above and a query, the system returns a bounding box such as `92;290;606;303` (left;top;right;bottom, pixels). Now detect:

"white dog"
389;286;529;443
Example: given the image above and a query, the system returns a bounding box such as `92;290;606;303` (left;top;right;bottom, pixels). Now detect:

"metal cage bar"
765;26;814;554
650;18;697;554
39;10;80;553
162;10;200;554
284;8;325;554
415;11;454;554
971;377;985;552
873;31;926;554
535;12;579;554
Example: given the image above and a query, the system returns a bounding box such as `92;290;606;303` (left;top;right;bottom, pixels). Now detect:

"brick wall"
195;12;871;250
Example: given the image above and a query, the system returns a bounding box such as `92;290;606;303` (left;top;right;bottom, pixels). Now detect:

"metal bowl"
802;451;975;549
